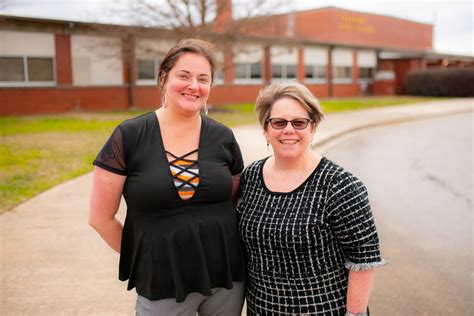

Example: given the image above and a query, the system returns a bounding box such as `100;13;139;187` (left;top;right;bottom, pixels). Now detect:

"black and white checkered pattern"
237;157;385;315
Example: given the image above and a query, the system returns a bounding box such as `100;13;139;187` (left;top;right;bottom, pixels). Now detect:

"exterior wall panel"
0;31;55;55
71;35;123;86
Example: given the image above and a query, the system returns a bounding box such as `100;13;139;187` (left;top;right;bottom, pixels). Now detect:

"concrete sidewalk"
1;99;472;315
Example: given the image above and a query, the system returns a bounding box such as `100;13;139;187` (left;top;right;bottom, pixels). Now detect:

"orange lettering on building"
338;15;375;34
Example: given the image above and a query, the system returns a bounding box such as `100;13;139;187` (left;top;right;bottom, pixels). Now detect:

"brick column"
55;34;72;85
264;45;271;84
122;35;136;108
224;44;234;84
353;50;359;83
215;0;233;33
327;46;333;97
297;47;305;81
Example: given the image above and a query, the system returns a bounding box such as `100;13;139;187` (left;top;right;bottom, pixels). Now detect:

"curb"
312;105;473;153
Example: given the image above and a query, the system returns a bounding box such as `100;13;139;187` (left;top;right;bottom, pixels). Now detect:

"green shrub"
404;68;474;97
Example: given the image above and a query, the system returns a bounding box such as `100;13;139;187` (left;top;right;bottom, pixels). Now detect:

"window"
305;65;327;81
234;62;262;83
0;57;24;81
272;63;296;80
359;67;374;80
136;59;160;84
28;58;54;81
333;66;352;82
214;69;224;85
0;56;54;85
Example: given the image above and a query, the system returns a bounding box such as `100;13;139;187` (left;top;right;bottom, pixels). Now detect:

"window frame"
304;64;327;83
358;66;375;83
213;68;225;86
136;58;160;86
332;65;353;84
233;62;263;85
271;63;297;81
0;55;56;87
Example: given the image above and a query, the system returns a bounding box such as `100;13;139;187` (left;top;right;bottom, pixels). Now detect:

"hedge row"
404;68;474;97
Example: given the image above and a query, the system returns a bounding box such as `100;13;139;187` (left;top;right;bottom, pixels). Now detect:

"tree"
105;0;291;43
88;0;292;107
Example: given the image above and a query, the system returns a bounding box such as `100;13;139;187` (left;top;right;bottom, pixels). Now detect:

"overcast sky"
1;0;472;56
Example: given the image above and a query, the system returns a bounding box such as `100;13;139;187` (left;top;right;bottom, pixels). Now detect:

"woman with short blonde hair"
238;81;387;315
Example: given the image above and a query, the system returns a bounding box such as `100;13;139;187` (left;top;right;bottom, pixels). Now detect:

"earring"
204;103;208;115
266;142;270;151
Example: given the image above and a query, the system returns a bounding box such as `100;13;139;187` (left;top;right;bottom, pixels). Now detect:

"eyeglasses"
266;118;314;130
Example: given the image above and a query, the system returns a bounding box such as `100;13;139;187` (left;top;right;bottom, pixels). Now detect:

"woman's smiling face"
164;52;212;116
264;97;316;161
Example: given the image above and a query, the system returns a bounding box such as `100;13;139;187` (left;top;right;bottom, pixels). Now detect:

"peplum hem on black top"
119;200;246;303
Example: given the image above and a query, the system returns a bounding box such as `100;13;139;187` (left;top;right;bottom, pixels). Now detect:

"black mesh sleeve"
93;126;127;176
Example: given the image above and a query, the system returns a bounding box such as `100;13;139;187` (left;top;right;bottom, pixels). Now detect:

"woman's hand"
88;166;126;253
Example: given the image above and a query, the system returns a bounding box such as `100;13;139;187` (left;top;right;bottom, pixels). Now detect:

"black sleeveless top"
93;112;245;302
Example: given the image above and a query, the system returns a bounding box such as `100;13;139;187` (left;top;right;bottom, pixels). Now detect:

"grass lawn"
0;96;444;212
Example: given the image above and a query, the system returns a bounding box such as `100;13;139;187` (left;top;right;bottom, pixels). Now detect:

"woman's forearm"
89;166;126;254
90;217;123;253
346;269;375;313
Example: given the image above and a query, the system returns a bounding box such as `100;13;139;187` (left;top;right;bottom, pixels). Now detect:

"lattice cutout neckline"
166;149;199;200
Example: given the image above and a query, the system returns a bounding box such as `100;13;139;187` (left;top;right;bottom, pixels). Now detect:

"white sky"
1;0;472;56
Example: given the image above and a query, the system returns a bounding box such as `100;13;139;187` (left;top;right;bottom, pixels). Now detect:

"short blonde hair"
255;81;324;128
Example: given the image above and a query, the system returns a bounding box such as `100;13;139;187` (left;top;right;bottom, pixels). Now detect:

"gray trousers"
136;282;245;316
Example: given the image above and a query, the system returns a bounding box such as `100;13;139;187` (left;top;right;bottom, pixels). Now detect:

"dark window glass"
250;63;261;79
286;65;297;78
27;57;53;81
272;64;283;78
137;59;156;80
214;69;224;83
333;66;352;79
359;67;374;79
305;65;313;78
0;57;25;81
234;63;246;79
315;66;326;79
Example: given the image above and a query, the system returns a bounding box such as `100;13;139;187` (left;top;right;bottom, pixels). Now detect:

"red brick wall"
353;51;359;82
305;84;330;99
332;84;360;97
54;34;72;85
0;82;379;115
372;81;396;95
377;60;394;71
294;8;432;51
0;87;129;115
393;59;425;93
297;47;305;81
215;0;233;32
209;85;263;105
134;86;161;109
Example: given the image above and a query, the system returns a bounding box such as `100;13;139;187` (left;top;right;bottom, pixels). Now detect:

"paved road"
325;112;473;315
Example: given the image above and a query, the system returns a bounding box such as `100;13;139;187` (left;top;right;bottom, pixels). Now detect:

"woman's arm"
346;269;375;314
88;166;126;253
231;174;241;206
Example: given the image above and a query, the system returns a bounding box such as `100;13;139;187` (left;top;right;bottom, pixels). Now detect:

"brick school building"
1;4;473;115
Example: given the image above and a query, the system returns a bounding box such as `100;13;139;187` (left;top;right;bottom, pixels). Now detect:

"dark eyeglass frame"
266;118;314;130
